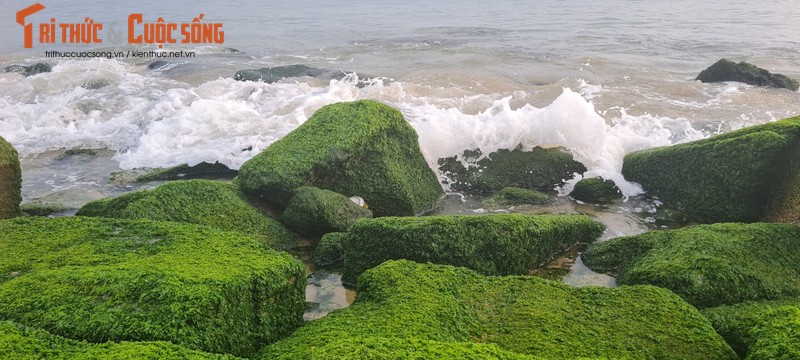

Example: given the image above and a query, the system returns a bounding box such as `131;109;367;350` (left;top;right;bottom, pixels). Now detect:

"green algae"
0;136;21;219
282;187;372;236
76;179;297;249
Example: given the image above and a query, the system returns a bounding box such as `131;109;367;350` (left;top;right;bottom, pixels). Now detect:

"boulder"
622;116;800;223
237;100;444;217
0;320;239;359
438;146;586;194
77;179;296;249
569;177;622;203
493;187;552;205
0;136;21;219
234;64;346;83
0;216;305;357
135;162;238;182
340;214;604;284
313;232;346;266
697;59;799;91
583;223;800;308
282;187;372;237
2;63;51;77
703;298;800;358
260;260;737;359
745;306;800;359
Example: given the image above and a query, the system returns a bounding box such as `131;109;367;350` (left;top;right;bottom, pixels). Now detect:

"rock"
340;214;604;284
703;299;800;358
492;186;552;205
313;232;346;266
282;187;372;237
136;162;238;182
2;62;51;77
697;59;799;91
745;306;800;359
652;207;691;224
0;216;305;357
0;136;21;219
763;132;800;223
0;320;239;359
569;177;622;203
147;60;171;70
260;260;737;359
19;202;71;217
237;100;444;217
77;179;297;249
234;64;345;83
438;146;586;194
622;116;800;223
583;223;800;309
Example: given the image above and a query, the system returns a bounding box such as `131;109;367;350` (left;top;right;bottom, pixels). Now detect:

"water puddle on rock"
289;241;356;322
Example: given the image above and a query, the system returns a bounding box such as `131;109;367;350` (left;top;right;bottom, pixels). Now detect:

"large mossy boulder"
622;116;800;223
569;177;622;203
0;217;305;357
438;146;586;193
237;100;444;217
0;320;239;359
583;223;800;309
340;214;604;284
745;306;800;360
703;298;800;358
697;59;799;91
0;136;21;219
76;179;296;249
282;187;372;236
260;260;737;359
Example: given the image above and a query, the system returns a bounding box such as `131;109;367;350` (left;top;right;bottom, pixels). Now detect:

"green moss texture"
569;177;622;203
236;100;444;217
76;179;296;249
622;116;800;223
136;162;238;182
583;223;800;308
745;306;800;359
495;187;552;205
0;136;21;219
341;214;604;284
282;187;372;236
0;320;239;359
438;146;586;193
261;260;737;359
703;298;800;358
0;217;305;357
314;232;346;266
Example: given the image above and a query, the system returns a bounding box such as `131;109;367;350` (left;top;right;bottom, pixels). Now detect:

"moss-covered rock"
622;116;800;223
0;320;239;359
569;177;622;203
282;187;372;236
494;187;552;205
745;306;800;360
340;214;604;284
260;260;737;359
2;63;51;77
702;298;800;358
763;134;800;223
438;146;586;194
19;203;71;217
76;179;296;249
583;223;800;309
237;100;444;217
0;216;305;357
314;232;346;266
136;162;238;182
696;59;799;91
0;136;21;219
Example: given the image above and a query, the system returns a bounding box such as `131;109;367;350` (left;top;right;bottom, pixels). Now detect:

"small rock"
697;59;799;91
2;62;52;77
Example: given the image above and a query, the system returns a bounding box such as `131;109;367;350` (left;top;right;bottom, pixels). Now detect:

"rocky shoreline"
2;96;799;358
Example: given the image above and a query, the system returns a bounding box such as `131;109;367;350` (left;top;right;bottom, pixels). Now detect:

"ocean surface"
0;1;798;286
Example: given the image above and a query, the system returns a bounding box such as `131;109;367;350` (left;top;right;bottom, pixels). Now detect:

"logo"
15;3;224;49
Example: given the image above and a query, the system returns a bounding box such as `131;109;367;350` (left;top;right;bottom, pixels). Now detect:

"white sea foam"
0;58;770;197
